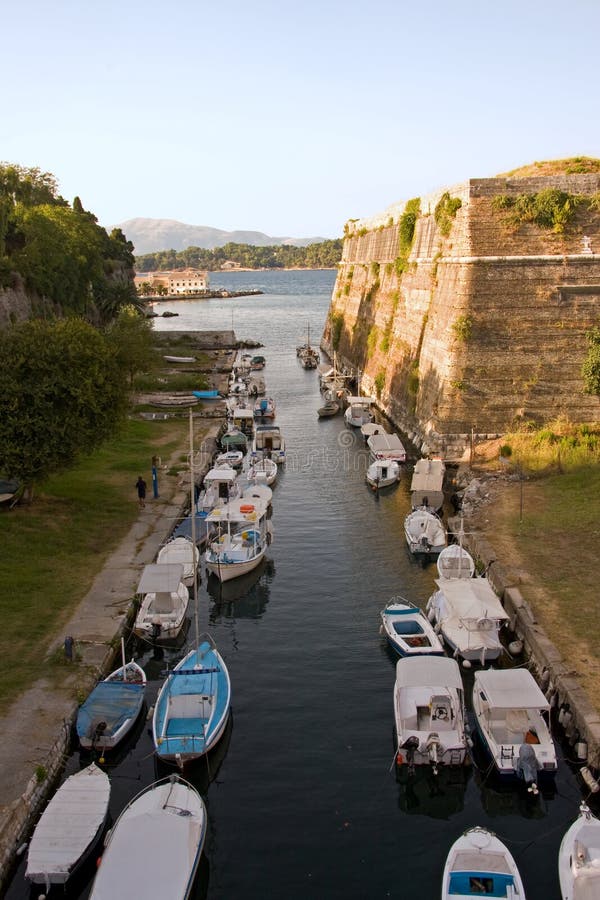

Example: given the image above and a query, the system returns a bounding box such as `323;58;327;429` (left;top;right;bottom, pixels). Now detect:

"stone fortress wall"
322;173;600;456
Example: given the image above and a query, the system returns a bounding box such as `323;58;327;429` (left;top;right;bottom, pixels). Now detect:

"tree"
0;318;129;500
106;307;156;388
582;327;600;395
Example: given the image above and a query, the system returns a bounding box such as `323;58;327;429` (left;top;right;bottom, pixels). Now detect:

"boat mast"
189;408;199;649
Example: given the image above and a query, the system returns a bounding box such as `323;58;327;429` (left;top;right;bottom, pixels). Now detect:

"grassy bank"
0;416;189;713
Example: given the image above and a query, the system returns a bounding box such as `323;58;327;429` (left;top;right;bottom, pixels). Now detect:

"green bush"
451;314;473;342
434;193;462;237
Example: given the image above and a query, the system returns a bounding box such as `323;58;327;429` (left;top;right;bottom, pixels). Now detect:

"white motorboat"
163;355;195;363
360;422;384;441
410;458;446;511
242;480;273;507
205;497;273;582
472;668;557;793
76;659;146;752
367;431;407;463
344;395;375;427
134;563;189;644
559;802;600;900
366;458;401;490
404;507;447;555
394;656;468;773
26;763;111;888
89;775;207;900
442;827;526;899
196;466;241;513
157;536;199;587
380;599;445;657
251;424;286;464
253;396;276;418
426;577;510;664
437;543;476;580
229;406;255;437
215;450;244;469
246;456;278;486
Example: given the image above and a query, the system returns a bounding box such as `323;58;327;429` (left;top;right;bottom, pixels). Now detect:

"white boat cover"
475;669;550;710
89;777;206;900
137;563;184;594
410;458;445;492
367;433;407;459
395;656;463;691
437;544;475;579
435;578;509;622
346;395;375;406
26;764;110;884
203;466;238;484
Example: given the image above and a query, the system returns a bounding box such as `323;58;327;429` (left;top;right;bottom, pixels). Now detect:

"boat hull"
442;828;526;900
205;548;266;582
76;664;146;751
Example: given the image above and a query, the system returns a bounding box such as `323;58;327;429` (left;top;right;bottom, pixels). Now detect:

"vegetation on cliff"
499;156;600;178
134;238;343;272
582;327;600;395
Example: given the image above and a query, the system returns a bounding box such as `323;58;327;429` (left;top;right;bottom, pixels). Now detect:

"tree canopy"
135;238;343;273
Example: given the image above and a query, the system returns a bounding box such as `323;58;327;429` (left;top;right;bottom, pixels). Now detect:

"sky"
3;0;600;239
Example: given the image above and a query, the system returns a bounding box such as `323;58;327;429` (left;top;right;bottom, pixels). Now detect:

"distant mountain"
115;218;329;255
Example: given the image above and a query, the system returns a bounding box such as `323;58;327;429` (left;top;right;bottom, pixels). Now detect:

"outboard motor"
426;733;443;776
401;736;420;775
516;743;539;794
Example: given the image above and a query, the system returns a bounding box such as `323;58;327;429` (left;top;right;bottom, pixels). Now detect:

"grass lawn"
0;416;190;713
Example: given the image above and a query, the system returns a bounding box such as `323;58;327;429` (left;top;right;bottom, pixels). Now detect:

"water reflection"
207;558;275;619
396;764;472;819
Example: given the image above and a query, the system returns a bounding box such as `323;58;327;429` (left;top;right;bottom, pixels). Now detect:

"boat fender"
240;504;255;513
580;766;600;793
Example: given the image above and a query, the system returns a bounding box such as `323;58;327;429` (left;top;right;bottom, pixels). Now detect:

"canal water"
6;270;589;899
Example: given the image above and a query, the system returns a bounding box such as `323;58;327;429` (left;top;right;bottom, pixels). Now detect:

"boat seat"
166;716;209;736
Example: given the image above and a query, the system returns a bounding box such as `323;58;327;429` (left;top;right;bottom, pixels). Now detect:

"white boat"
157;536;199;587
344;395;375;427
26;763;111;888
366;458;401;490
472;668;557;792
426;577;510;664
251;424;286;464
367;431;407;462
242;480;273;507
437;543;476;580
76;660;146;752
215;450;244;469
134;563;189;644
89;775;207;900
380;599;445;657
559;802;600;900
410;458;446;511
360;421;384;440
404;507;447;555
442;827;526;899
394;656;468;773
253;396;276;418
205;497;273;582
229;406;255;437
196;466;241;513
246;456;278;486
163;355;195;363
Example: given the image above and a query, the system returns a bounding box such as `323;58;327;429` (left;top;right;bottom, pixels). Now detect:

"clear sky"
4;0;600;239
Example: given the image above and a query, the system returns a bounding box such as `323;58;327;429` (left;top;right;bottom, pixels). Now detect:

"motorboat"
246;456;278;486
250;354;266;369
442;827;526;899
153;633;231;768
437;543;476;580
410;458;446;511
156;536;199;587
380;599;445;657
253;396;276;419
472;668;557;793
559;802;600;900
205;497;273;582
426;577;510;664
76;660;146;753
344;395;375;427
215;450;244;469
251;424;286;464
367;431;407;463
229;406;254;437
219;427;248;455
317;398;340;418
26;763;111;889
242;480;273;507
366;458;401;490
196;466;242;513
133;563;189;644
394;656;468;773
360;422;384;441
404;507;447;555
89;775;207;900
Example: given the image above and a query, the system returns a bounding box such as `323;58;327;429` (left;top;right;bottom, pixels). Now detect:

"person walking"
135;475;147;508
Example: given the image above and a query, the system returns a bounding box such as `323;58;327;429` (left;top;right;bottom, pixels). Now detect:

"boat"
250;354;266;370
153;633;231;767
229;406;255;437
163;355;196;363
393;656;469;773
76;657;146;752
133;563;189;644
251;423;286;464
472;668;557;793
242;480;273;507
253;396;276;419
317;398;340;418
88;775;207;900
299;347;319;369
360;422;384;441
366;458;401;490
215;449;244;469
442;827;526;899
344;395;375;427
437;543;476;580
410;458;446;511
219;427;248;454
25;763;111;889
380;598;445;657
196;465;241;513
404;506;447;555
205;497;273;582
367;431;407;463
246;456;278;486
157;536;199;587
559;802;600;900
426;577;510;664
192;389;222;401
0;477;21;507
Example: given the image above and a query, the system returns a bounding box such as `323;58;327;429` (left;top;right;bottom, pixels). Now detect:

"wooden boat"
472;668;557;793
442;827;526;899
25;763;110;888
394;656;468;773
404;507;447;555
215;450;244;469
559;802;600;900
410;458;446;511
380;599;445;657
366;458;401;490
133;563;189;644
163;355;195;363
157;536;199;587
426;577;510;664
437;543;476;580
317;396;340;418
205;497;273;582
76;661;146;752
153;634;231;767
89;775;207;900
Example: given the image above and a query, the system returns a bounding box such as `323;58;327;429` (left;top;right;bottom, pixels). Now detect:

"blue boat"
380;599;445;657
192;390;222;401
76;661;146;753
152;634;231;768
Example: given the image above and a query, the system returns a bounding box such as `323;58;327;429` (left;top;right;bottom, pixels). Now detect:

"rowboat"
442;827;526;899
380;599;445;657
164;355;195;363
76;661;146;753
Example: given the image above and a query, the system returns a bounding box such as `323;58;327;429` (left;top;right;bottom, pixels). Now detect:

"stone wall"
324;176;600;456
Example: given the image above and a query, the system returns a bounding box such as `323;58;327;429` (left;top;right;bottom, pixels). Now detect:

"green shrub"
451;314;473;342
434;193;462;237
374;370;386;396
331;313;344;351
492;189;580;233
